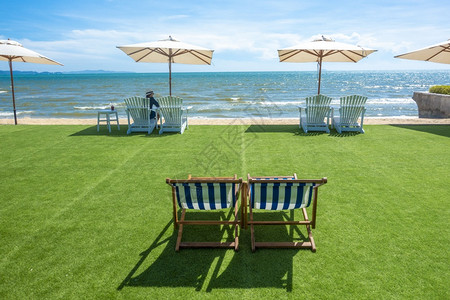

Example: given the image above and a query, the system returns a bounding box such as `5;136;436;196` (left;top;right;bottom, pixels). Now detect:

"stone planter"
412;92;450;118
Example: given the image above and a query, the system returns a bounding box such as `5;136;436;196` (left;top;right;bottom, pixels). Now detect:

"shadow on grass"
391;124;450;138
294;129;361;137
207;211;303;292
244;125;363;138
245;125;298;133
69;126;179;138
295;131;331;137
119;211;304;292
328;131;362;137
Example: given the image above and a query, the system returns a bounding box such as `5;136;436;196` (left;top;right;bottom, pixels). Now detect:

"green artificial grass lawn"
0;124;449;299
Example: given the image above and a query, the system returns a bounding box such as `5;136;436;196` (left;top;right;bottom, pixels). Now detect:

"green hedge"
429;85;450;95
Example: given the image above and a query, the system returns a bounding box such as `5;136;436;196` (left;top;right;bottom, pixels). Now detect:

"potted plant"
412;85;450;118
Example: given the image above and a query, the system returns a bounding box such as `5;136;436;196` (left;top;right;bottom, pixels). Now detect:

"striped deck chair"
299;94;332;133
332;95;368;133
124;96;157;135
166;175;243;251
244;174;327;252
158;96;190;134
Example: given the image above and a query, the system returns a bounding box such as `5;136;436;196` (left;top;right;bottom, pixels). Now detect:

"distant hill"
0;70;43;75
0;70;132;75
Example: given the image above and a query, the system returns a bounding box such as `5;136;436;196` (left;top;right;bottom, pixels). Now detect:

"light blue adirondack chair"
299;94;332;133
332;95;368;133
166;175;243;251
124;96;157;135
158;96;190;134
244;174;327;252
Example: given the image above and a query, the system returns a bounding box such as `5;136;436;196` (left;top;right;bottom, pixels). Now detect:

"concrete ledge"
413;92;450;118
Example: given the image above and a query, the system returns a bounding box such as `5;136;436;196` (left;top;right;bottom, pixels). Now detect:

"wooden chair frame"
244;174;327;252
124;96;158;135
299;94;332;133
331;95;368;134
158;96;190;134
166;175;243;251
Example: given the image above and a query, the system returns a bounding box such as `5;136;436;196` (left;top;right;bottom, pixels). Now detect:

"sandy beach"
0;117;449;125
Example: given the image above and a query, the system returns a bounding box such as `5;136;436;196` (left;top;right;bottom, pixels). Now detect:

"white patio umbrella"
0;39;63;125
278;36;377;94
394;39;450;64
117;36;214;96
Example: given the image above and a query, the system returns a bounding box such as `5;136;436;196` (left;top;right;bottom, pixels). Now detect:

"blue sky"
1;0;449;72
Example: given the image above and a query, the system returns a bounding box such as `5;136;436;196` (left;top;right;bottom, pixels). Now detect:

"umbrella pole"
169;60;172;96
169;49;172;96
317;55;323;95
9;59;17;125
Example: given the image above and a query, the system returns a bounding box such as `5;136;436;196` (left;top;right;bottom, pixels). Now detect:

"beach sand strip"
0;117;449;126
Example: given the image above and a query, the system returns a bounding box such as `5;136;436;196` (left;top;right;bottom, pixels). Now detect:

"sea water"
0;71;449;119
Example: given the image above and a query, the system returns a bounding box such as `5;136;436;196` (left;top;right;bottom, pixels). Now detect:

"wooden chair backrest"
158;96;184;125
124;96;150;123
167;176;243;210
339;95;368;123
248;175;327;210
305;94;332;123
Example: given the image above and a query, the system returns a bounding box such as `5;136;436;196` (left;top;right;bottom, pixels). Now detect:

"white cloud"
2;0;450;72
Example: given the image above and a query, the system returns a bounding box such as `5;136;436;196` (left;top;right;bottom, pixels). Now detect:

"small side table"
97;110;120;133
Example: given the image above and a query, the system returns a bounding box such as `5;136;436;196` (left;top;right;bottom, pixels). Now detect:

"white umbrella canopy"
117;36;214;95
394;39;450;64
0;39;63;125
0;39;62;65
278;36;377;94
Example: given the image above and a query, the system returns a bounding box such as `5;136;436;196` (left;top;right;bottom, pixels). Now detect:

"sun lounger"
244;174;327;252
166;175;244;251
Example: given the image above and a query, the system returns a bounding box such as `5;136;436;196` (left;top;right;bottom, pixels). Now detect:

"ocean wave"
74;105;111;110
0;110;34;117
196;107;236;113
368;115;418;119
257;101;303;106
1;71;443;119
74;103;122;110
367;98;415;104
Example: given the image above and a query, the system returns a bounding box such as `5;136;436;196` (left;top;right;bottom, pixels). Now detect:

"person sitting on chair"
145;90;160;121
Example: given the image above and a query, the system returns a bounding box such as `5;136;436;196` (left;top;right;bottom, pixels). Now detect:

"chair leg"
249;205;256;252
234;200;239;251
175;209;186;252
107;114;111;133
302;208;316;252
306;224;316;252
240;201;244;229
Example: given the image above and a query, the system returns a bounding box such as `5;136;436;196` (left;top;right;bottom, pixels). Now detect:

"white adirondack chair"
332;95;367;133
124;96;157;135
299;94;332;133
158;96;190;134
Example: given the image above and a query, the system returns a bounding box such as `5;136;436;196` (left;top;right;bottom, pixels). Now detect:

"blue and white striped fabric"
173;182;236;210
250;181;315;210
